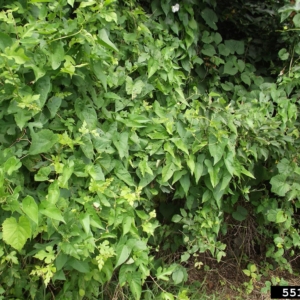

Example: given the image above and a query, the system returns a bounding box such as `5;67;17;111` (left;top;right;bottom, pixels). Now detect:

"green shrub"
0;0;299;298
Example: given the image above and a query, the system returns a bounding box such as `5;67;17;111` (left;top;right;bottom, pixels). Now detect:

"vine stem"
276;28;300;32
48;27;83;43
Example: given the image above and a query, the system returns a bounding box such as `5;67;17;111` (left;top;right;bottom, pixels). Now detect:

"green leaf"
201;8;218;30
148;131;169;140
60;242;80;259
113;132;129;159
76;101;98;130
22;196;39;224
129;273;142;300
39;201;65;223
98;29;118;52
180;253;190;262
144;222;161;240
172;170;187;184
3;216;31;251
162;161;178;182
186;154;195;175
34;246;55;263
224;61;238;75
208;133;226;165
47;181;60;204
224;152;235;176
218;44;231;56
148;57;159;78
170;22;179;35
175;87;189;106
277;158;293;175
213;183;225;208
241;72;251;86
160;292;174;300
122;216;132;236
274;236;284;245
214;32;222;45
138;159;153;177
90;214;105;229
237;59;245;72
68;258;90;273
249;264;257;273
278;48;289;60
35;166;51;181
0;32;13;51
179;174;190;196
50;41;64;70
79;0;96;7
243;269;251;276
93;61;107;92
116;115;147;128
270;174;290;196
273;248;284;259
240;167;255;179
47;96;62;119
201;44;216;56
201;31;213;44
266;209;277;222
87;164;105;181
132;80;144;99
221;82;233;91
205;159;219;188
29;129;59;155
80;134;94;159
232;206;248;221
172;215;182;223
171;138;189;155
125;77;144;99
156;265;176;281
58;160;74;188
102;11;118;23
202;190;212;204
67;0;75;7
172;268;185;284
28;64;46;82
34;75;51;107
217;251;226;263
80;213;90;234
194;154;205;183
115;162;135;187
126;76;133;95
3;156;22;175
135;210;149;220
4;47;29;64
61;55;75;77
293;14;300;27
225;40;244;55
220;170;232;190
119;264;133;286
102;259;114;282
104;92;121;100
276;210;287;223
161;1;170;15
115;245;131;269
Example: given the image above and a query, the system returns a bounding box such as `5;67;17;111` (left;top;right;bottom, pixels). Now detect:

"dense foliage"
0;0;299;298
